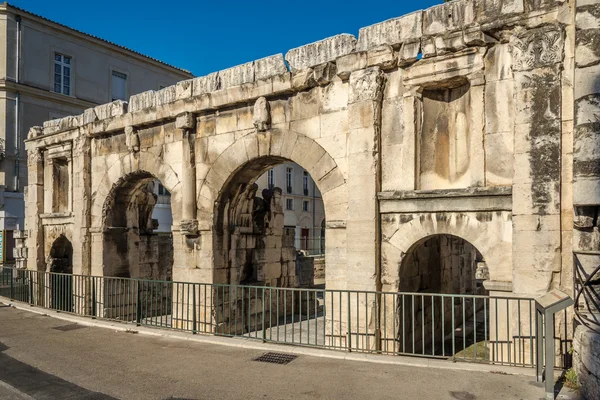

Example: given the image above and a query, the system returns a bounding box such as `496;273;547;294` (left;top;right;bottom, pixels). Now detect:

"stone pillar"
345;67;385;350
24;129;44;272
172;113;200;329
72;133;92;314
12;230;27;269
572;1;600;397
176;112;197;227
510;25;565;296
71;133;91;276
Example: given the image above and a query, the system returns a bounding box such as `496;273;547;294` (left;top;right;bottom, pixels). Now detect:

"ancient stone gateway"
21;0;600;389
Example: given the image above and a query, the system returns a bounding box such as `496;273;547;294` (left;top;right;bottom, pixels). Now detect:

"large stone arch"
88;150;182;279
90;150;183;229
381;212;512;292
192;129;349;287
197;129;347;222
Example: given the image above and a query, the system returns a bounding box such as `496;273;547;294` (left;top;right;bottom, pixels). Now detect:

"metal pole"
544;310;554;400
192;284;197;334
536;310;544;382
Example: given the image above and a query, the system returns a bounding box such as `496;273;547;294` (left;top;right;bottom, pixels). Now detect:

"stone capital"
27;149;43;167
180;219;199;236
176;112;196;131
348;67;386;103
510;25;564;72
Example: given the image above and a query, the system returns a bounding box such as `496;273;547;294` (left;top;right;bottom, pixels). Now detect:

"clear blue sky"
10;0;440;76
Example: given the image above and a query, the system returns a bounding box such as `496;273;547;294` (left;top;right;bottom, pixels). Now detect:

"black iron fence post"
136;280;141;326
9;269;14;299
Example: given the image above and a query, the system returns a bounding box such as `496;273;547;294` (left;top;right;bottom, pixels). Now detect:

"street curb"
1;297;536;377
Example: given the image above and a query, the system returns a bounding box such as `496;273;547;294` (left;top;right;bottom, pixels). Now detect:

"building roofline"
1;2;194;77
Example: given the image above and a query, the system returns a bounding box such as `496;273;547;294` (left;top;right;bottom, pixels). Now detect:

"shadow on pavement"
0;341;115;400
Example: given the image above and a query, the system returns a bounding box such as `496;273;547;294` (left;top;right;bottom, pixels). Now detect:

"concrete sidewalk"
0;303;580;400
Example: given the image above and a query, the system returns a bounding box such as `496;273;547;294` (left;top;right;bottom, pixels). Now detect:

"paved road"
0;304;578;400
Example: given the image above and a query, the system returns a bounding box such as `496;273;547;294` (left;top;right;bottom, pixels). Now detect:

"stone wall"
22;0;587;358
573;0;600;397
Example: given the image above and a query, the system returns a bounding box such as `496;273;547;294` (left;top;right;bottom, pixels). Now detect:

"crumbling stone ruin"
20;0;600;395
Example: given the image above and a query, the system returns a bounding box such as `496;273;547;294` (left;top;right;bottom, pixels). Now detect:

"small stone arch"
48;234;73;274
381;212;512;292
47;235;74;312
90;151;182;229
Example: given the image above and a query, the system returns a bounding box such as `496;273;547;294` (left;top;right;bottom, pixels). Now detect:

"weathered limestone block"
175;112;195;130
524;0;566;13
291;68;317;90
398;41;421;66
313;62;337;85
27;126;42;140
421;36;437;58
485;44;513;82
463;29;496;47
129;90;156;112
285;34;356;72
478;0;524;23
175;79;193;100
191;72;220;96
42;115;81;134
93;100;128;121
356;11;422;51
254;54;288;81
574;325;600;400
434;31;466;55
336;52;367;80
576;28;600;68
577;3;600;30
220;61;254;88
366;45;397;70
155;85;176;107
423;0;476;36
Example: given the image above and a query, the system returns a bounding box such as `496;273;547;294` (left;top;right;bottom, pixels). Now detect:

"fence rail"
0;266;569;368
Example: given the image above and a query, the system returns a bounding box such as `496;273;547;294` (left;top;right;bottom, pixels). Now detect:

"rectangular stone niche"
52;158;70;213
419;81;474;190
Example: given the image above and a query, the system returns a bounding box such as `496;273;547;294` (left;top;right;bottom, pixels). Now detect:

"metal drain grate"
252;352;298;365
52;324;87;332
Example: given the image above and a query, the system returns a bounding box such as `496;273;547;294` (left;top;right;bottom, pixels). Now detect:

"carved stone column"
572;2;600;397
176;113;198;235
24;128;44;271
72;133;92;276
346;67;385;292
509;25;564;296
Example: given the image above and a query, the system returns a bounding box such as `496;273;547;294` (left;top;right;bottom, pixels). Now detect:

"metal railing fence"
0;266;569;368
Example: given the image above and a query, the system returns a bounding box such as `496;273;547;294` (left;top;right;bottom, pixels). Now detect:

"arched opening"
48;235;73;312
398;234;489;359
212;157;326;335
101;171;173;322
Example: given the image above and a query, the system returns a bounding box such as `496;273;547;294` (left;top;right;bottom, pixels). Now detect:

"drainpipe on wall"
14;15;22;193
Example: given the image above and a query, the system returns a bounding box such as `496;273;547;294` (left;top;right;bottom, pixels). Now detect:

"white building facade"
255;162;325;254
0;3;192;259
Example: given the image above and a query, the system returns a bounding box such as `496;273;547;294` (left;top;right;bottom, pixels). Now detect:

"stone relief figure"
252;97;271;132
125;126;140;153
132;185;157;232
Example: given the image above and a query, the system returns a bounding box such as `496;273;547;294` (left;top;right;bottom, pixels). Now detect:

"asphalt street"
0;304;580;400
